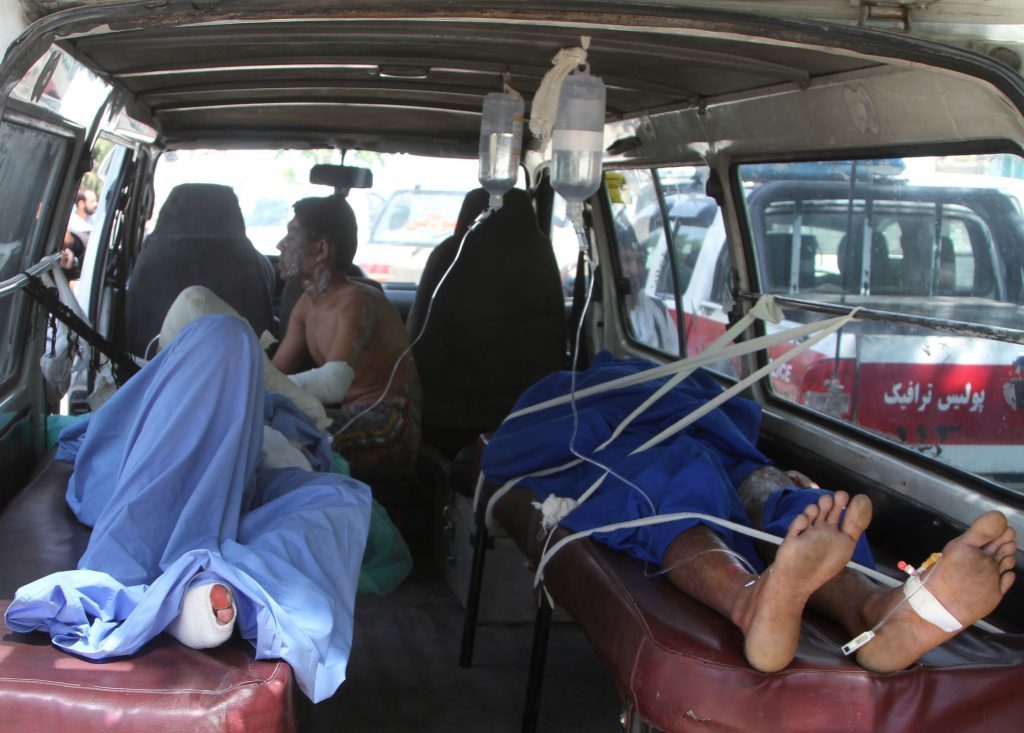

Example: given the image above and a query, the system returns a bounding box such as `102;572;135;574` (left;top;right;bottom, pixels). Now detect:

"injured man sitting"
4;286;406;703
482;352;1017;673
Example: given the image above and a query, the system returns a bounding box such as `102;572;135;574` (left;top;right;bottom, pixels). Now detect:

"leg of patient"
734;467;1017;672
661;492;871;673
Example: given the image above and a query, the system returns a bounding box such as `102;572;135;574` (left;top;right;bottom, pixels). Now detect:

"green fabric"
355;499;414;595
46;413;89;451
329;451;412;595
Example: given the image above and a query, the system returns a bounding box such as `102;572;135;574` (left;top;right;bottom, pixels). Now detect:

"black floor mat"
297;558;621;732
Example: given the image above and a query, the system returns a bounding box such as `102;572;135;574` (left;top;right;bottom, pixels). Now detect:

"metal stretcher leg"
521;595;553;733
459;501;489;667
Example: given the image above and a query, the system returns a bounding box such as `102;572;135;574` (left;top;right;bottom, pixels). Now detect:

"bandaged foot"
736;491;872;672
166;582;236;650
855;511;1016;672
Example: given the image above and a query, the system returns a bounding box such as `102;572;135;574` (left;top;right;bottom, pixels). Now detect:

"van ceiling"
11;2;986;154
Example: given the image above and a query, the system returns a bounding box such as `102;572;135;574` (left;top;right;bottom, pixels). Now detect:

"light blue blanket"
5;316;372;702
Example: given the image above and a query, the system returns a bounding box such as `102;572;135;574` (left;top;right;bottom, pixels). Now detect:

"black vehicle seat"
837;231;897;294
936;235;958;295
763;232;819;292
406;188;567;459
125;183;275;357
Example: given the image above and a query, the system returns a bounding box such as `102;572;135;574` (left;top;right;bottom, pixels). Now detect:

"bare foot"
856;511;1016;672
734;491;873;672
211;583;235;625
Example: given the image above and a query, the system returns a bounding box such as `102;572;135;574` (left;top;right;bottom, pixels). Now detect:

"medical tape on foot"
166;583;236;650
904;573;963;633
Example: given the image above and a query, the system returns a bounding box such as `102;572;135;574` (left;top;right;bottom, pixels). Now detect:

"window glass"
603;168;677;354
12;44;111;128
604;165;734;363
0;122;71;385
737;153;1024;489
152;149;481;285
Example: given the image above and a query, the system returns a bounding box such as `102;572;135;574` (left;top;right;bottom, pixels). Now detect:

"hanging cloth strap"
529;39;590;145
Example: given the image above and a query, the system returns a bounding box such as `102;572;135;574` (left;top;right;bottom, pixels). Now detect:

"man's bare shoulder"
293;289;314;316
305;280;378;323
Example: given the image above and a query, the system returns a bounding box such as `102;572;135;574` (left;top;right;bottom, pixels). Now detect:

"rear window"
369;190;466;246
152;149;480;285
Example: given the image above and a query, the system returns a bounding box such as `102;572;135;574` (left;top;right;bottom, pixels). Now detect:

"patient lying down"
482;353;1018;675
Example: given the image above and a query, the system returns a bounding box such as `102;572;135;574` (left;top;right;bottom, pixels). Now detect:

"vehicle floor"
297;555;622;733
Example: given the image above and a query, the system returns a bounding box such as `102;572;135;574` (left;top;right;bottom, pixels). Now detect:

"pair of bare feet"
731;491;1017;673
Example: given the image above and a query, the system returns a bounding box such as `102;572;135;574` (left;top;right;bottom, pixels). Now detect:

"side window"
604;168;678;355
604;165;726;361
738;154;1024;492
0;121;71;388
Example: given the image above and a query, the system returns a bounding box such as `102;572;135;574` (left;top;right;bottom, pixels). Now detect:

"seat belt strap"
22;273;140;385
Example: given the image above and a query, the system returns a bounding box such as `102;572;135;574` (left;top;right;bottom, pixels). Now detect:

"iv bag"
551;68;606;228
478;92;524;211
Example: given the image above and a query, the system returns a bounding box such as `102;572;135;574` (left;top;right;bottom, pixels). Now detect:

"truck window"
737;153;1024;491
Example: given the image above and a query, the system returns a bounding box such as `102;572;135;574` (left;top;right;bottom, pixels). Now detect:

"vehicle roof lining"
42;11;885;156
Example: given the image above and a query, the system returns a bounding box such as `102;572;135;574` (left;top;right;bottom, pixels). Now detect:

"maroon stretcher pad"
0;456;295;733
490;482;1024;733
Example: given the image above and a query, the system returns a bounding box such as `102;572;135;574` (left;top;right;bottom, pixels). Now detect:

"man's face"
81;191;98;216
276;217;318;280
620;247;648;290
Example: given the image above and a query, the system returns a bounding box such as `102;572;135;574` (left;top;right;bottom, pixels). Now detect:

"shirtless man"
272;195;422;479
661;466;1017;673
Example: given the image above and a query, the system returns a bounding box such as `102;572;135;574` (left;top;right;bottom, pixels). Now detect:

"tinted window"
0;122;71;386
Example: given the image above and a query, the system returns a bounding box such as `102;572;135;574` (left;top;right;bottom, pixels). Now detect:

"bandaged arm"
288;360;354;405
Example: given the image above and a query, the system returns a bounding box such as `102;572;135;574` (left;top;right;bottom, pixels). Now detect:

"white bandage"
261;426;313;471
159;285;246;350
288;361;354;405
532;494;579;532
165;583;236;649
904;574;963;633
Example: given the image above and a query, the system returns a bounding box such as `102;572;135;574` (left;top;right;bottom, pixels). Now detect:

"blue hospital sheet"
482;352;874;572
5;315;372;702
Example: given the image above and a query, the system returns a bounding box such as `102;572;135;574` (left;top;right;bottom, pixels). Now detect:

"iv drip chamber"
478;91;524;211
551;69;606;228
